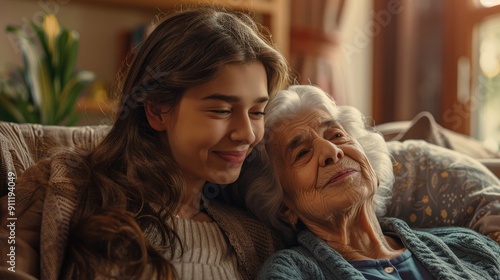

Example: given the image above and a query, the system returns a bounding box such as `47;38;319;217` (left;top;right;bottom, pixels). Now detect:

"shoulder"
418;226;500;275
17;151;88;183
17;152;88;199
421;225;500;250
382;216;496;245
4;152;88;231
257;247;322;280
381;217;500;260
207;198;283;247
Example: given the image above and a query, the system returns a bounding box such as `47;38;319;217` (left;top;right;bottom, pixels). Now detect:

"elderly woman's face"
269;109;378;222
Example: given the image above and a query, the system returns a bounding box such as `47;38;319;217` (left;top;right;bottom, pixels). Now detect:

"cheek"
345;146;377;180
357;155;378;184
281;173;315;204
295;168;317;188
279;162;317;196
286;190;332;220
279;172;299;200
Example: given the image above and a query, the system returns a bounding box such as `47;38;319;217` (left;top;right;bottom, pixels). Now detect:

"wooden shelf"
76;97;115;115
73;0;275;11
72;0;290;58
67;0;290;125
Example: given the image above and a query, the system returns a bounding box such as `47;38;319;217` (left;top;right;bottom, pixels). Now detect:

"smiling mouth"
325;168;358;186
215;151;247;164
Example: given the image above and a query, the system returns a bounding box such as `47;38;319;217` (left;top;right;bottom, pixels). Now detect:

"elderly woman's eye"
296;149;309;160
330;132;343;139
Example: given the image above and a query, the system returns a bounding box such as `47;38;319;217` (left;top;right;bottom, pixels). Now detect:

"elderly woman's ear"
278;206;298;230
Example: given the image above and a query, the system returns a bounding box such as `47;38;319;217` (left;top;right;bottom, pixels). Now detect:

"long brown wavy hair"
61;6;290;279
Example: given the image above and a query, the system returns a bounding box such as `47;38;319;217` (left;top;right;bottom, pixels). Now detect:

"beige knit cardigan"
0;122;281;279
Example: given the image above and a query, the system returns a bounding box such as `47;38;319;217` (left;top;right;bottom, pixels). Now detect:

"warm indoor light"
480;0;500;7
479;40;500;78
473;17;500;152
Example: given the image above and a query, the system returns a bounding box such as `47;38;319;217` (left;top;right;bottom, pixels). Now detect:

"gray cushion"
386;140;500;243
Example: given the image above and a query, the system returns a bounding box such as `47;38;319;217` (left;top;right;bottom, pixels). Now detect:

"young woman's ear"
144;102;170;132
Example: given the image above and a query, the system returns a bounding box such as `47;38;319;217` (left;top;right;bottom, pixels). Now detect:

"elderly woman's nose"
316;139;344;167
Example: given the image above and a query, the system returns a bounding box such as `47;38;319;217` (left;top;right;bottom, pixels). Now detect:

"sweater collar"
298;217;475;279
297;230;367;279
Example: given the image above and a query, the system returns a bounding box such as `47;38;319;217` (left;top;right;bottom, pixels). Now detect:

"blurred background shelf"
75;97;115;126
71;0;290;59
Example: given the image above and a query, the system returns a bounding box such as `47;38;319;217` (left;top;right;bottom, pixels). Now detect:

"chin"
207;169;240;185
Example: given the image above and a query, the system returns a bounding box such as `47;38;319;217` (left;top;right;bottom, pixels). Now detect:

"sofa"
1;112;499;246
374;112;500;242
375;111;500;178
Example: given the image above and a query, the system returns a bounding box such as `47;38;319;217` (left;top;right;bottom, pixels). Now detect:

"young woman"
0;6;290;280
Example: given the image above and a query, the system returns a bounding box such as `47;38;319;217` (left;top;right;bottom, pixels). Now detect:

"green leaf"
0;95;27;123
54;29;70;94
29;21;55;87
38;61;55;124
56;71;95;121
3;14;95;125
14;29;43;113
29;21;50;61
61;30;79;85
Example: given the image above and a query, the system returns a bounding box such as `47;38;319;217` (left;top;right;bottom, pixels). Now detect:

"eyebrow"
285;119;336;154
202;93;269;104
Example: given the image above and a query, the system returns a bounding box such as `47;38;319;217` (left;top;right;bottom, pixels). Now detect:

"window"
472;17;500;151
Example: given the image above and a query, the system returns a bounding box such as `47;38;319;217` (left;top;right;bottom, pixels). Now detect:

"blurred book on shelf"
119;24;148;69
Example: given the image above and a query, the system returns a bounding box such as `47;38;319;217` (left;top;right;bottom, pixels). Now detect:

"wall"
0;0;373;118
0;0;156;87
339;0;373;118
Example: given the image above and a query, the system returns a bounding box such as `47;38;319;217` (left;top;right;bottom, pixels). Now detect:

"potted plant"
0;14;95;125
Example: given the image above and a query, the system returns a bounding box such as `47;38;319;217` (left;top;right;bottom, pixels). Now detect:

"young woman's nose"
316;139;344;167
231;114;256;144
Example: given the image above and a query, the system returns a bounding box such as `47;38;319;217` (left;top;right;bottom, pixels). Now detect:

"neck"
176;177;205;219
305;204;404;260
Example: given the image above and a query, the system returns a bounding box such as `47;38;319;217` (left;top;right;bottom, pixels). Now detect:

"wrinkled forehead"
267;105;339;137
265;108;338;161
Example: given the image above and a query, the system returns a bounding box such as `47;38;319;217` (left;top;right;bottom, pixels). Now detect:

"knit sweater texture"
169;218;242;280
258;217;500;280
0;154;282;280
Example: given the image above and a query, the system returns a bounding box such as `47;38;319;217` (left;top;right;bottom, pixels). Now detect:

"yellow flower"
441;171;449;178
422;195;429;203
42;14;61;54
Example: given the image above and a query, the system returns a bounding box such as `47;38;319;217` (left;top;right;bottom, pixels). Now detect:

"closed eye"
209;110;231;115
295;149;309;160
250;111;266;119
326;128;347;142
331;133;342;139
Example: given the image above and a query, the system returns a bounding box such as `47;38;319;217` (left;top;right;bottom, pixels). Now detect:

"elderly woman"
241;85;500;279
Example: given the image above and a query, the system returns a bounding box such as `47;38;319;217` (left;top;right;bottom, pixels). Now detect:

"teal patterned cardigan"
257;217;500;280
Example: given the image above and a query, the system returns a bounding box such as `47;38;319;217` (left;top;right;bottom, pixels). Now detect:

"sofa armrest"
0;121;109;197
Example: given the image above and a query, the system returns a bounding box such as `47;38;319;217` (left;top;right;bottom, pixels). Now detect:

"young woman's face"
165;62;269;188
